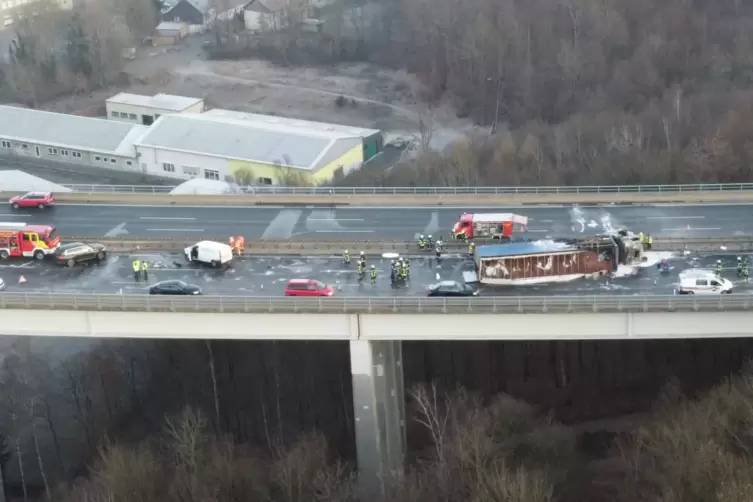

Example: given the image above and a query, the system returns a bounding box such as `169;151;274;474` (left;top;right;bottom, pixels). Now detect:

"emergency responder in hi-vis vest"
132;259;141;281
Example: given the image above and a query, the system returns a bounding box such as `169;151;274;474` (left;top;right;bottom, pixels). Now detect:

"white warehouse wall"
137;146;229;181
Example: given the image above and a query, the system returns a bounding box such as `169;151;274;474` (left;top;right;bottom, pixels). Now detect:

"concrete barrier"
67;236;753;254
27;191;753;206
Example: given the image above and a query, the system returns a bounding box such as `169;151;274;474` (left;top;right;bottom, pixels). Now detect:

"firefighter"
399;258;407;280
404;258;411;278
418;235;426;250
716;259;723;277
468;241;475;256
343;250;351;265
435;238;443;258
390;260;397;283
132;259;141;281
141;260;149;281
427;235;434;247
737;257;743;277
744;261;750;282
236;236;245;255
357;261;366;281
359;251;366;269
370;265;377;283
647;234;653;250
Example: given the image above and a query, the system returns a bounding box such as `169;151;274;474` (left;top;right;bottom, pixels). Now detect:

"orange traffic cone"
18;275;26;284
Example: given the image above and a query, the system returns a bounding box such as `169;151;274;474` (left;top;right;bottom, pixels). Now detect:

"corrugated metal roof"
476;241;579;258
107;92;203;111
136;114;362;170
0;105;143;155
202;109;381;138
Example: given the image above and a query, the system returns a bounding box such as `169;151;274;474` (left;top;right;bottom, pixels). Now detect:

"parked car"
149;280;202;295
285;279;335;297
54;242;107;267
426;281;479;297
677;269;733;295
184;240;233;268
9;192;54;209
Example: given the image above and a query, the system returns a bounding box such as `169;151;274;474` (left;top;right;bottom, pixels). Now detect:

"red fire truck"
452;213;528;240
0;223;60;260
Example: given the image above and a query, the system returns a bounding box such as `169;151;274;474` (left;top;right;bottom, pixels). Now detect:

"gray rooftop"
136;114;363;170
0;106;145;155
203;108;381;137
107;92;203;111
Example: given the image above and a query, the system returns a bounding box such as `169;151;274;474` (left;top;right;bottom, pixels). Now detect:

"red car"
285;279;335;297
9;192;54;209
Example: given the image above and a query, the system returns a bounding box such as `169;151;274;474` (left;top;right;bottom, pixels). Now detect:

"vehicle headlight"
193;291;200;295
327;291;334;296
473;291;479;295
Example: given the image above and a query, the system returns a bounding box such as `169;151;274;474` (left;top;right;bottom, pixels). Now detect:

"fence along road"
54;182;753;195
2;293;753;314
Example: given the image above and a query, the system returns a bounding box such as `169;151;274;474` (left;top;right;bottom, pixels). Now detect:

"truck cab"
453;213;528;240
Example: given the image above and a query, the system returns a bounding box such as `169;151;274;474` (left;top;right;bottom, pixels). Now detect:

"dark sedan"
149;280;202;295
426;281;479;297
54;242;107;267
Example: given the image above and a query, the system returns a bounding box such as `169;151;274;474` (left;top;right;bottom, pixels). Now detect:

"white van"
677;269;733;295
184;241;233;268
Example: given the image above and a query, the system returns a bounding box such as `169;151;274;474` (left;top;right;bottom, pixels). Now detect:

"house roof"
202;109;381;138
135;113;364;171
476;241;579;258
244;0;288;13
106;92;203;112
0;105;147;156
163;0;208;16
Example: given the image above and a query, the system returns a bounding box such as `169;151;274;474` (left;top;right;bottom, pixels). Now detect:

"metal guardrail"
58;183;753;196
67;236;753;254
1;293;753;313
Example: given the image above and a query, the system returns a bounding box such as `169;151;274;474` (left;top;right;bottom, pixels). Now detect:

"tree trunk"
205;340;221;437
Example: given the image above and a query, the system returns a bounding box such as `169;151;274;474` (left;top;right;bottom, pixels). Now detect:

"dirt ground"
40;36;478;150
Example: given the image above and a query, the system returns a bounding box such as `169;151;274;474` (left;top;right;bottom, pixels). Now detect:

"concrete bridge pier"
349;340;406;491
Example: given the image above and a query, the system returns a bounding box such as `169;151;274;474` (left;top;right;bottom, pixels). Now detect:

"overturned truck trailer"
473;234;644;285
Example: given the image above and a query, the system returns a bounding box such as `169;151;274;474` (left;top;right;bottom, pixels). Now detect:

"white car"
677;269;733;295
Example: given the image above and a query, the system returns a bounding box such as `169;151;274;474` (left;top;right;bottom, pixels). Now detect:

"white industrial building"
106;93;204;126
133;110;381;184
0;105;146;170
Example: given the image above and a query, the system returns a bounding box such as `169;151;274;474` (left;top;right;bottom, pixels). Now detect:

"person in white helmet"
716;259;723;277
418;234;426;250
343;249;350;265
737;256;743;276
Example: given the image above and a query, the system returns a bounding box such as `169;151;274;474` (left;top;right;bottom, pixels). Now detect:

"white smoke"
569;206;623;234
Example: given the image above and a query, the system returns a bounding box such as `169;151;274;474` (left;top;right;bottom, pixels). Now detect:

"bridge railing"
57;183;753;195
1;293;753;314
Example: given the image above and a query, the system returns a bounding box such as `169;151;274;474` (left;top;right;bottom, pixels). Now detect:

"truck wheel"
33;250;45;260
0;250;8;259
211;260;219;268
66;259;75;267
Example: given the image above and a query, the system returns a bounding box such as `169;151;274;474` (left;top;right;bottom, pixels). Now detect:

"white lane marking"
315;230;375;233
140;217;196;220
526;229;550;233
104;222;128;237
662;227;721;231
646;216;705;219
307;218;364;221
0;214;31;217
261;210;302;238
146;228;205;232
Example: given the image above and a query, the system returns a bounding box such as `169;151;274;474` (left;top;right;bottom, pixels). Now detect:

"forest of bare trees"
343;0;753;186
0;0;157;106
0;336;751;502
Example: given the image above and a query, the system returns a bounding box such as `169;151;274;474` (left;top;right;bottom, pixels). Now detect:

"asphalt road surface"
2;251;752;297
1;203;752;240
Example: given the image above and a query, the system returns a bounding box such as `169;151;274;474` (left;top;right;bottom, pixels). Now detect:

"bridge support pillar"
349;340;406;491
